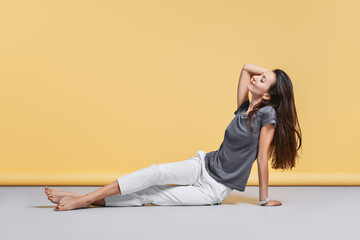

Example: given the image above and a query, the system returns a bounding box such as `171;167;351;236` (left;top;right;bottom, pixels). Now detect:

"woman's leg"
45;186;106;206
56;156;201;211
92;199;106;207
56;180;121;210
105;184;216;207
115;157;201;196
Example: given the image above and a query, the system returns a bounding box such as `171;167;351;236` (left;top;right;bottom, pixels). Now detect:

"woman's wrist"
243;63;269;76
257;197;270;205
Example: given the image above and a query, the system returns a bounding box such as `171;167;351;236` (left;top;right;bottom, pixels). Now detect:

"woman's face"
247;70;276;100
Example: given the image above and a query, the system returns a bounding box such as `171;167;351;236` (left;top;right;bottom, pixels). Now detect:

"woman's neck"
245;97;263;114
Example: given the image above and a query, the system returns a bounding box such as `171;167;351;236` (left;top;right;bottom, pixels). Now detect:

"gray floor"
0;186;359;240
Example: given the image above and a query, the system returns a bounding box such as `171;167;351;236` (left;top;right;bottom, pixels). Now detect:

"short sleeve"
260;106;277;130
234;100;249;115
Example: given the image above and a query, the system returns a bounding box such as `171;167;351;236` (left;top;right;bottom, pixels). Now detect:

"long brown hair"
246;69;302;170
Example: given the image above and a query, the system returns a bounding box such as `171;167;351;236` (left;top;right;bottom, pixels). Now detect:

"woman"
45;63;302;210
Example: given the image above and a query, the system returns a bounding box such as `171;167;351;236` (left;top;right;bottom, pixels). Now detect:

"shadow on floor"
222;193;257;205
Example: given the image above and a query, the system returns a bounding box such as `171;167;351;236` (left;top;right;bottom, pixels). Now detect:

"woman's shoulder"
258;105;276;116
260;105;276;111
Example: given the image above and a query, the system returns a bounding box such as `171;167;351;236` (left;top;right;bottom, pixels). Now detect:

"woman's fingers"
263;200;282;206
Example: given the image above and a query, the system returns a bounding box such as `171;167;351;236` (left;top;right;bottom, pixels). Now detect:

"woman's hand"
262;200;282;206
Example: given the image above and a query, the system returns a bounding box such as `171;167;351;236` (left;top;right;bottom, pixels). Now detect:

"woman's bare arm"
236;65;252;108
257;124;282;207
236;63;269;109
243;63;269;77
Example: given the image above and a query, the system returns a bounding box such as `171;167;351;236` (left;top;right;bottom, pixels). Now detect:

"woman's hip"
194;150;232;203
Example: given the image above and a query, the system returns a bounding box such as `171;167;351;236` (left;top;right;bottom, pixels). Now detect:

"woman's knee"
148;163;164;182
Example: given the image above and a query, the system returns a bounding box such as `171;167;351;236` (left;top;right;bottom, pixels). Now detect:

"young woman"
45;63;302;210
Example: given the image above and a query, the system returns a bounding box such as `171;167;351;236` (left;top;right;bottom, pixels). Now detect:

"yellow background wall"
1;0;359;186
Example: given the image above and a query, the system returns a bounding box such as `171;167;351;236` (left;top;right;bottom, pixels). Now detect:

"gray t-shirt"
205;99;277;192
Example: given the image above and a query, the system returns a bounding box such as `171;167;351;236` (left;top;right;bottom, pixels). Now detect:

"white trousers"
104;150;232;207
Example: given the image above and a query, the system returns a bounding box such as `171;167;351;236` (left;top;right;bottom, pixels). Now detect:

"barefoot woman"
45;63;302;211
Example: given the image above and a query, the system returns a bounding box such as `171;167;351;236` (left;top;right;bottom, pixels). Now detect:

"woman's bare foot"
44;186;84;204
55;195;93;211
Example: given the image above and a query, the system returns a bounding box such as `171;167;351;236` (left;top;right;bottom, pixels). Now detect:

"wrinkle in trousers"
104;150;232;207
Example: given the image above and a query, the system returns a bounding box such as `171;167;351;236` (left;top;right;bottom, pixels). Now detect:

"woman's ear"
262;93;271;101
